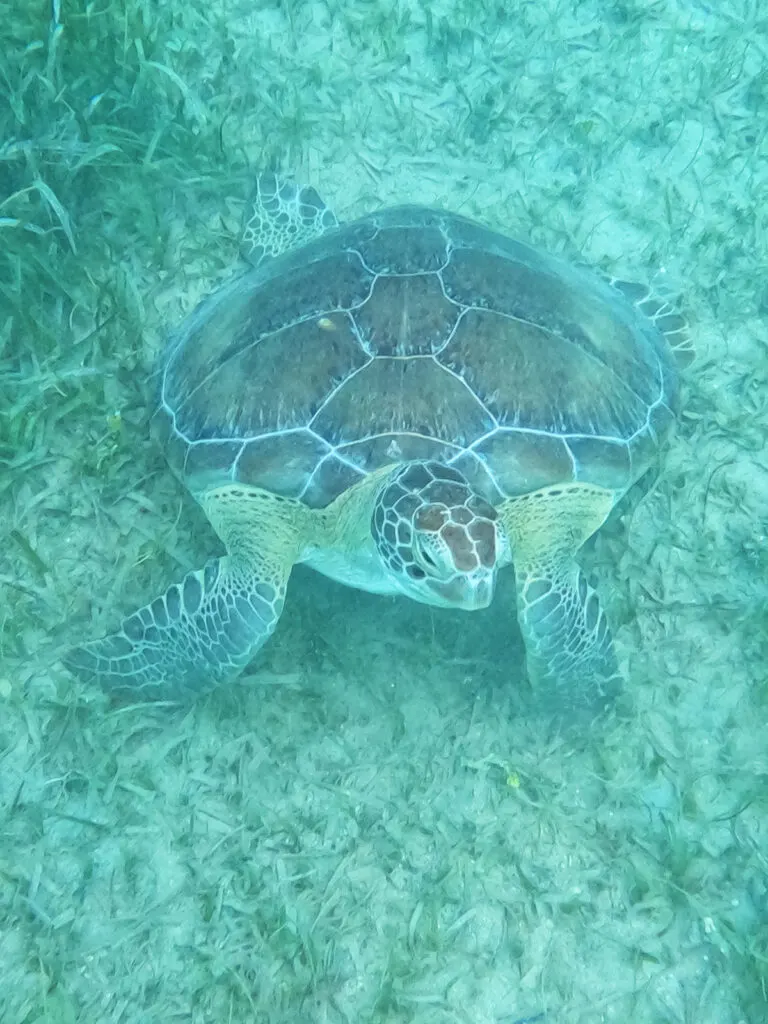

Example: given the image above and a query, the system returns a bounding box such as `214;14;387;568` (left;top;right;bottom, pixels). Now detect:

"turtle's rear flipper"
240;173;338;267
64;556;287;701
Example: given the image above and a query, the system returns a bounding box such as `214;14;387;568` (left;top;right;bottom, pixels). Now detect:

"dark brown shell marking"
156;206;680;508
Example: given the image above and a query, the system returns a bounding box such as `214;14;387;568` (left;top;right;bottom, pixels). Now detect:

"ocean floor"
1;0;766;1021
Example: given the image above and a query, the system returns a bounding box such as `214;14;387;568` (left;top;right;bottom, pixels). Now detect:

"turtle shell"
155;206;682;508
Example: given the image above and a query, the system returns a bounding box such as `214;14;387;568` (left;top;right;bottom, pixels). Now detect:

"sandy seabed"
0;1;766;1021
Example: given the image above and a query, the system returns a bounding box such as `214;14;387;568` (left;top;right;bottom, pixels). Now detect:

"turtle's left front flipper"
65;485;304;700
500;483;622;717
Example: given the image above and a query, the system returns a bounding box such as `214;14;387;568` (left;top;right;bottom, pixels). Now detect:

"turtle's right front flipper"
65;484;304;700
64;555;289;700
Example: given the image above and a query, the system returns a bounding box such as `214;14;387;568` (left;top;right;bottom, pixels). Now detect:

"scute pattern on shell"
156;206;680;508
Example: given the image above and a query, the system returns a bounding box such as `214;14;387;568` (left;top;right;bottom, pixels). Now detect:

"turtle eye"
415;537;451;580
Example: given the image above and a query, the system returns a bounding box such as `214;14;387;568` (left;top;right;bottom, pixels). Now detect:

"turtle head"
372;461;503;610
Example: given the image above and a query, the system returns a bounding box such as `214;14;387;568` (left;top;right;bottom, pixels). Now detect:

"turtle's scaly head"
372;461;502;609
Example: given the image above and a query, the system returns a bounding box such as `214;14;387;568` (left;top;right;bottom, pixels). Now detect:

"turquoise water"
0;1;765;1022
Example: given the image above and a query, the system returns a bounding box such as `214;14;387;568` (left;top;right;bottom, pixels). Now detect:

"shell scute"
159;205;683;507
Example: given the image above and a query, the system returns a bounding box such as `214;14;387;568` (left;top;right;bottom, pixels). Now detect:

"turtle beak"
430;569;496;610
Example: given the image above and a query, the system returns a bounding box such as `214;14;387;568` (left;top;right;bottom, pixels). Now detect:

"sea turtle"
65;174;691;709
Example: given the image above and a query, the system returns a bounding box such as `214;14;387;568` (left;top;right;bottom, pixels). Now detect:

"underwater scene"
1;0;766;1021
